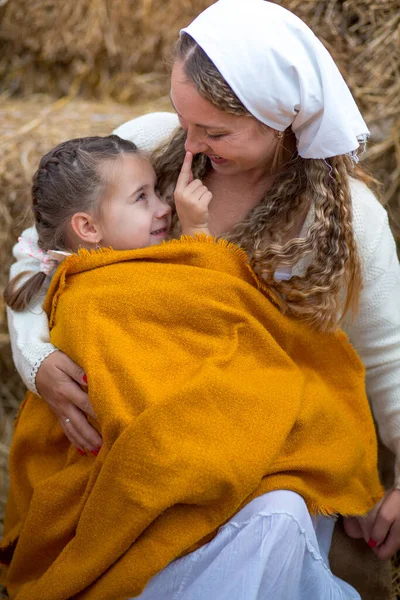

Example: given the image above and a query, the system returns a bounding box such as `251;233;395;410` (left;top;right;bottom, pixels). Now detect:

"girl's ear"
70;212;102;246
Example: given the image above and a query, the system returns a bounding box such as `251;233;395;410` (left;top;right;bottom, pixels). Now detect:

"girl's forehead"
98;154;153;195
101;153;152;177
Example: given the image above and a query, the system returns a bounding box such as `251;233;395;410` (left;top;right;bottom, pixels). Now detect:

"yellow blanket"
0;237;383;600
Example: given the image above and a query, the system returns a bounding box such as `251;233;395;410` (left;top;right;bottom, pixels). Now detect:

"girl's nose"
184;126;208;155
155;197;171;218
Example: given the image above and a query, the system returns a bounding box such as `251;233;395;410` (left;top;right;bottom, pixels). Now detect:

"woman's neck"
203;170;276;237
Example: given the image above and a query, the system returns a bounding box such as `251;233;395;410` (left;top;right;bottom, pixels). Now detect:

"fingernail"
368;538;377;548
77;448;85;456
82;374;88;384
91;450;99;457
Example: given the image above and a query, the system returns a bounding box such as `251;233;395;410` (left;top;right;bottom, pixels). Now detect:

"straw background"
0;1;399;598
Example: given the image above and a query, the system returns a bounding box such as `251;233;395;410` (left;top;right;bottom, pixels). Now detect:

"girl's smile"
98;154;171;250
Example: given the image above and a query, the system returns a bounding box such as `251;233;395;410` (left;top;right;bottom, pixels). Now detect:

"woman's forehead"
170;62;237;129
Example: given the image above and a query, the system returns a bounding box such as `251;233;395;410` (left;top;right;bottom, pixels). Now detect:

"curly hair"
153;33;366;331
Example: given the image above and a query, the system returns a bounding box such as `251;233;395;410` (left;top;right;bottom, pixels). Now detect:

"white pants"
134;490;360;600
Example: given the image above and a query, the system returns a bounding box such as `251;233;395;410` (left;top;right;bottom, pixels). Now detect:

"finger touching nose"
184;129;208;155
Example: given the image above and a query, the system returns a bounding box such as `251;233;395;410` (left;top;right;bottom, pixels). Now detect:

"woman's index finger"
176;151;194;189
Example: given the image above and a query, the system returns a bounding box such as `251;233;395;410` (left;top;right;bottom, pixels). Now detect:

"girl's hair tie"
18;236;66;276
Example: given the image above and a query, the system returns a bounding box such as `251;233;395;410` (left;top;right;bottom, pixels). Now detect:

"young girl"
4;134;211;312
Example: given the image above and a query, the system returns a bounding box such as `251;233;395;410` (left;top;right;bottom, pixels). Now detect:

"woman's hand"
343;489;400;559
35;351;102;454
174;151;213;237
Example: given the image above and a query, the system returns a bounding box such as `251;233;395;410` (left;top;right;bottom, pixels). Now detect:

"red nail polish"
77;448;85;456
91;450;99;457
82;374;88;384
368;538;377;548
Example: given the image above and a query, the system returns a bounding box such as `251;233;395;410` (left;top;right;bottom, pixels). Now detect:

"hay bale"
0;0;214;102
1;0;214;68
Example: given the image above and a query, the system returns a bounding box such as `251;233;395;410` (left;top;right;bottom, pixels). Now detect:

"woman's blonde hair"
153;33;368;331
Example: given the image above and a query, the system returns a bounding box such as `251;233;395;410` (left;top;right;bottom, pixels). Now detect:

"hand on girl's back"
174;151;213;237
36;350;103;453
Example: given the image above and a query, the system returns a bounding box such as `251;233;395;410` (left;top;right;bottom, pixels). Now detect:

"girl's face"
99;154;171;250
170;61;280;178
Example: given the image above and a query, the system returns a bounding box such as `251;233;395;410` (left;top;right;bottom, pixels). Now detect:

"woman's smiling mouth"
208;154;228;164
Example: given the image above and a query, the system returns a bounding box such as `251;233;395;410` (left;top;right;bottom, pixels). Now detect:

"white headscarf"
181;0;369;160
113;112;179;154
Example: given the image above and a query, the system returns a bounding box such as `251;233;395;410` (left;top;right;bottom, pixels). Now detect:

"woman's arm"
343;181;400;485
343;179;400;558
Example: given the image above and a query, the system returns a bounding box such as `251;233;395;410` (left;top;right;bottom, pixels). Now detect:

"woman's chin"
208;158;232;173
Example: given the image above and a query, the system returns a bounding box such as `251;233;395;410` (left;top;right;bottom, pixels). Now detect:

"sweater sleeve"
7;226;57;394
342;180;400;487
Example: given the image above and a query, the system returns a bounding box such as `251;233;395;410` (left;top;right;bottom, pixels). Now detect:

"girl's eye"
205;133;225;140
136;193;146;202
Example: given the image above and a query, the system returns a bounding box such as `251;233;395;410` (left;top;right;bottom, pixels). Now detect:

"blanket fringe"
69;234;250;264
304;493;383;518
167;233;248;261
48;266;68;327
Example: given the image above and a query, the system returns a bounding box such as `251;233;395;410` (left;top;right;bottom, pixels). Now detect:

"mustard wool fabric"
0;237;383;600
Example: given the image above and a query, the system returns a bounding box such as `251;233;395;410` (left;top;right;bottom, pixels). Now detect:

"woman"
5;0;400;595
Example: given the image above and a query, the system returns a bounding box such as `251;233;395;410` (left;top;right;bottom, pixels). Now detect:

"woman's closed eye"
205;132;225;140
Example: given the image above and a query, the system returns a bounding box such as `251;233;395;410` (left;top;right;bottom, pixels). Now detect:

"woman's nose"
184;127;208;154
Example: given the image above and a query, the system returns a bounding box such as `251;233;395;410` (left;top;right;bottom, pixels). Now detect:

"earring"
276;131;284;139
95;242;101;250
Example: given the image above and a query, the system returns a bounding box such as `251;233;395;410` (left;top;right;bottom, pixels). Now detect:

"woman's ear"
70;212;102;246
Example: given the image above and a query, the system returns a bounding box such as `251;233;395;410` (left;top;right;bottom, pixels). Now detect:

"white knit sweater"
7;113;400;487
